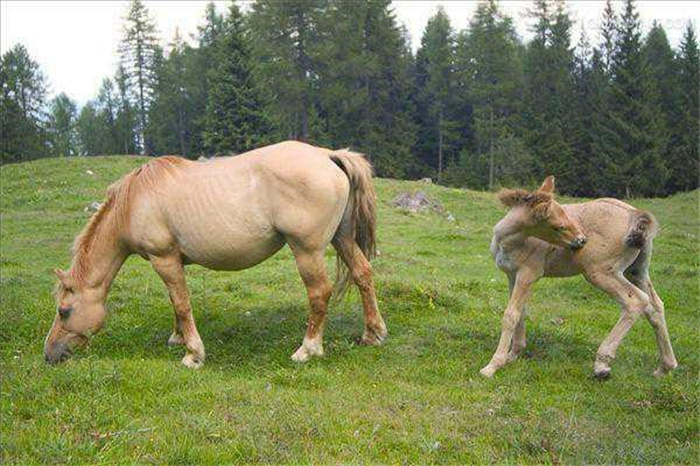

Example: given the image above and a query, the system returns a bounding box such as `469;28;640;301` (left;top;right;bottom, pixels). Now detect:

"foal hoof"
653;361;677;378
168;332;185;346
593;368;611;380
360;325;387;346
479;365;497;378
181;354;204;369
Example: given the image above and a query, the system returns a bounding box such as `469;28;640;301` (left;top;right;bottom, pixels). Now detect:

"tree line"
1;0;697;197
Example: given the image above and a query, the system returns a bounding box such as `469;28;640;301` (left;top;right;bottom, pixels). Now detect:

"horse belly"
178;227;286;271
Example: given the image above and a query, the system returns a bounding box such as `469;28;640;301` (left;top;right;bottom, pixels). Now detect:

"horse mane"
69;156;187;284
498;188;552;208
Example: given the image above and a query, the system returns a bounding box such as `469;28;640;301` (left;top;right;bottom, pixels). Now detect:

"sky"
1;0;698;105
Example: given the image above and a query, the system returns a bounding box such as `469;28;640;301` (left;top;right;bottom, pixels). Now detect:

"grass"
1;156;698;465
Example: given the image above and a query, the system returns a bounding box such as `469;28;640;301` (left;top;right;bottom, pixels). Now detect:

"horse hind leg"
332;234;387;345
288;242;332;362
624;247;678;376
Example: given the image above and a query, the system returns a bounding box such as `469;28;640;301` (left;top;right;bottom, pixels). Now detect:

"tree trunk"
489;106;495;190
438;107;444;183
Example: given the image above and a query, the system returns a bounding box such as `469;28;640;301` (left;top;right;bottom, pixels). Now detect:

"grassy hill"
1;156;698;465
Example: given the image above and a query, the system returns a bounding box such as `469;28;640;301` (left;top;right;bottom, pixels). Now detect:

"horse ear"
538;176;555;194
54;269;71;287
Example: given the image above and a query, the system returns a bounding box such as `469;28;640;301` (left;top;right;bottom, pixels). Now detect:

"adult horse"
44;141;387;367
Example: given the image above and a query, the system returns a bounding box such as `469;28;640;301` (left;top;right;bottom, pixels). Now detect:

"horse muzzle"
44;341;73;365
569;236;588;250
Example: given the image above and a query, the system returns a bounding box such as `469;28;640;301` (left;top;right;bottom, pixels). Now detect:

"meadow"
1;156;698;465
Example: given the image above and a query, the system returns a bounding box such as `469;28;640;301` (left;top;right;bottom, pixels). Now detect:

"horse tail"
329;149;377;296
625;209;659;249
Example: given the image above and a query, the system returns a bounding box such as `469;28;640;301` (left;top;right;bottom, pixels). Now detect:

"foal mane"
498;188;552;208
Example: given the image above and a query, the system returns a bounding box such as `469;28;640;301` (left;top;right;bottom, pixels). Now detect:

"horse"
480;176;677;379
44;141;387;367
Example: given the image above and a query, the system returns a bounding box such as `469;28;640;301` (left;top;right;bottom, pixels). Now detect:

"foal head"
498;176;587;250
44;269;107;364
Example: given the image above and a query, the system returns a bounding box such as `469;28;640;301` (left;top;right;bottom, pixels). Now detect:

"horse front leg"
288;244;332;362
480;270;537;377
150;254;205;368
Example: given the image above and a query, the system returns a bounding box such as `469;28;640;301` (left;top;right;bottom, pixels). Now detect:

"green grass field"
1;156;698;465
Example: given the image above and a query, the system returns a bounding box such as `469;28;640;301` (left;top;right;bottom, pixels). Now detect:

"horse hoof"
291;340;323;363
653;362;677;378
168;332;185;346
593;368;611;380
479;365;496;378
181;354;203;369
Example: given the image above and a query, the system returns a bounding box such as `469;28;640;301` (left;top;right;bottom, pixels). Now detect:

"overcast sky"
2;0;698;105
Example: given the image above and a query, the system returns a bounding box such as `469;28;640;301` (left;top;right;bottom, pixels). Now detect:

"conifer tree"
249;0;326;142
316;0;417;177
455;0;526;189
119;0;160;153
114;64;139;154
95;78;121;154
607;0;668;197
48;93;78;157
413;7;457;181
669;24;700;191
0;44;49;163
203;1;271;154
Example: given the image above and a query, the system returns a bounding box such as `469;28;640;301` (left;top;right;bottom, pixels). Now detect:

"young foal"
481;176;677;379
44;141;387;367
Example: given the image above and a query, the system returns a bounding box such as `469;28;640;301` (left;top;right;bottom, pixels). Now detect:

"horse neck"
71;208;128;300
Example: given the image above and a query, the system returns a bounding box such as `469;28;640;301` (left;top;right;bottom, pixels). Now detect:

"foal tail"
329;149;377;296
625;209;659;248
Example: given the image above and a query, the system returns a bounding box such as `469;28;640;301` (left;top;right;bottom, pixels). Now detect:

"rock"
446;212;456;222
85;201;102;213
392;191;444;214
419;177;432;184
85;169;94;176
197;155;211;162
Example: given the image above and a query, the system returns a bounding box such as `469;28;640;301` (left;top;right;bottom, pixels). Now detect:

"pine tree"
413;7;457;181
607;0;668;197
119;0;160;154
454;0;526;189
522;0;577;191
669;24;700;192
114;65;138;154
48;93;78;157
187;2;226;156
148;30;194;156
600;0;618;73
203;1;272;154
249;0;326;142
316;0;418;177
0;44;49;163
95;78;121;154
76;102;101;156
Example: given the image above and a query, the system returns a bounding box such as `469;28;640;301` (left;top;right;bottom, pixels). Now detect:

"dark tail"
625;209;659;248
329;149;377;296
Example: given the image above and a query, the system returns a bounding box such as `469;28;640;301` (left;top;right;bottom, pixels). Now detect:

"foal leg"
289;244;332;362
586;271;651;379
332;236;387;345
480;270;538;377
506;274;527;362
644;279;678;376
150;255;205;368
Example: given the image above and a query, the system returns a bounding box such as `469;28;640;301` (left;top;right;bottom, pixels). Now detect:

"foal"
44;141;387;367
481;176;677;379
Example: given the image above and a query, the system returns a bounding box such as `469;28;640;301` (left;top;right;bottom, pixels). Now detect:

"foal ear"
54;269;72;288
538;176;556;194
